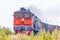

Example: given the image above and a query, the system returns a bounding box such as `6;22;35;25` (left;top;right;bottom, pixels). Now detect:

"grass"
0;27;60;40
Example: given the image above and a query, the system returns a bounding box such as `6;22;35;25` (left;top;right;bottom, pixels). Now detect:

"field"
0;27;60;40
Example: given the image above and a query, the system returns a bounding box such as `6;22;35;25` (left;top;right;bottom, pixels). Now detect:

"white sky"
0;0;60;31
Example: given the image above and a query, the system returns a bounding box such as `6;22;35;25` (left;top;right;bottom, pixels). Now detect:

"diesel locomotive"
13;8;41;35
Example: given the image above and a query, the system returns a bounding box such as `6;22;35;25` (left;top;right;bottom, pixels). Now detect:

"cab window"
16;13;22;18
24;13;30;18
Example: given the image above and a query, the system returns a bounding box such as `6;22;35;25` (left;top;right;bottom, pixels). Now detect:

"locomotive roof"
15;8;30;13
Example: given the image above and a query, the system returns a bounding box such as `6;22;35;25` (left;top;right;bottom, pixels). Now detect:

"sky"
0;0;60;31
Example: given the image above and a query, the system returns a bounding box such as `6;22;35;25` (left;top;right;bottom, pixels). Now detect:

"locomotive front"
13;8;33;35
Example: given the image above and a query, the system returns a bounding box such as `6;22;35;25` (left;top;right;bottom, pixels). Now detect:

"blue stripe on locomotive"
14;25;33;30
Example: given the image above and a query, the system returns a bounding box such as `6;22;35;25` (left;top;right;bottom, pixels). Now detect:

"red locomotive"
13;8;40;35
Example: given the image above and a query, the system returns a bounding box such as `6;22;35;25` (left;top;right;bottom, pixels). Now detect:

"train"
13;8;60;35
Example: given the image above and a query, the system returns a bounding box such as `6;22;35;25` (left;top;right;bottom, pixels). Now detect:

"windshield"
24;13;30;18
16;13;22;18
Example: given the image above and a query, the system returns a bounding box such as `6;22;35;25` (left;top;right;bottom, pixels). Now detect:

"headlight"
21;18;24;21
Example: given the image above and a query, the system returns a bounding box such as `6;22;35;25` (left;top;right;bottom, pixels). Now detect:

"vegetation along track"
0;27;60;40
